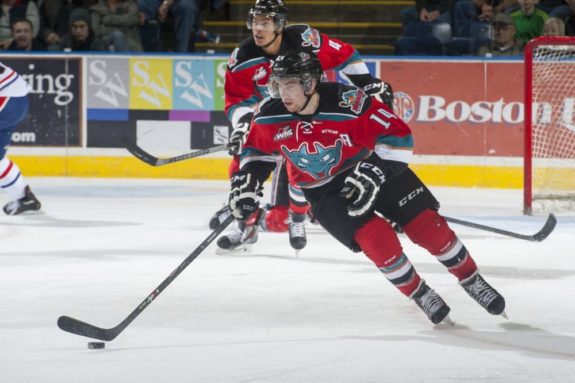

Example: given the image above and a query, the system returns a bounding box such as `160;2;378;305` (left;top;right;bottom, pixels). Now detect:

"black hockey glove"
227;114;253;156
339;161;386;217
229;171;262;220
363;80;394;110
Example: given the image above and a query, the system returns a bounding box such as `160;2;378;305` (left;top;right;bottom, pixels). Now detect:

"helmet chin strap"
296;92;317;114
260;29;282;49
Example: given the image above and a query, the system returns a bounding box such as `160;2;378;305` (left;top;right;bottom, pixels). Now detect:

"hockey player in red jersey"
0;62;41;215
212;0;394;252
226;49;506;324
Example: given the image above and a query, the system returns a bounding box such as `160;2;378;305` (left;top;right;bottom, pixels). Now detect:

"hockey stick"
443;213;556;242
57;209;235;342
121;135;227;166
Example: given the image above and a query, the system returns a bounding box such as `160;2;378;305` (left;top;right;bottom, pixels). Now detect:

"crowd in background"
0;0;227;52
396;0;575;56
0;0;573;56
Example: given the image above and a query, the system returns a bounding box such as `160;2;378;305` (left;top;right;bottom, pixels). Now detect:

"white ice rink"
1;177;574;383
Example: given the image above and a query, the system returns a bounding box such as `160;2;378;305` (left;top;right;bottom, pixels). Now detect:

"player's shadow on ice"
218;252;575;280
354;321;575;361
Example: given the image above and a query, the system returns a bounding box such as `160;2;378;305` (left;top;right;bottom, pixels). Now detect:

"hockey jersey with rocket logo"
225;24;367;129
239;83;413;188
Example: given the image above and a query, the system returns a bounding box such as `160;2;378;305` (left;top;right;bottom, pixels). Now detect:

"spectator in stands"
138;0;200;52
6;18;45;50
543;16;566;34
538;0;571;18
39;0;97;50
511;0;549;45
478;12;523;56
565;0;575;35
90;0;142;51
400;0;452;27
58;7;107;51
453;0;494;37
209;0;229;20
0;0;40;49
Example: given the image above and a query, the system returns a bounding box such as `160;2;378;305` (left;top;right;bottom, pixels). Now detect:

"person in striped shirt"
0;61;41;215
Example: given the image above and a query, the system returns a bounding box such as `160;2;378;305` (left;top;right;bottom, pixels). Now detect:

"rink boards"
2;52;566;189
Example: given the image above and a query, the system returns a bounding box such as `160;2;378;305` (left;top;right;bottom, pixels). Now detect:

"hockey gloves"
227;114;253;156
229;171;262;220
363;80;394;110
340;161;386;217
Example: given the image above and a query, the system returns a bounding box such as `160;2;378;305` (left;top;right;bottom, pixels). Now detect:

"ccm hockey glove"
229;171;262;220
227;114;253;155
363;80;394;110
340;161;386;217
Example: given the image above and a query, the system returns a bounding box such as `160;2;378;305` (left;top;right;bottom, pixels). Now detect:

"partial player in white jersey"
0;62;41;215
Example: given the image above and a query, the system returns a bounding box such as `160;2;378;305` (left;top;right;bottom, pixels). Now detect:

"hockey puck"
87;342;105;349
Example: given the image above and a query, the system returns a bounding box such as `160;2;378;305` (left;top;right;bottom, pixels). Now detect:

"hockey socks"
403;209;478;281
355;216;421;296
0;157;27;201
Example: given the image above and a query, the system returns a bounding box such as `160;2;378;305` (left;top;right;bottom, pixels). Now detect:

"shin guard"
403;209;477;281
354;216;421;297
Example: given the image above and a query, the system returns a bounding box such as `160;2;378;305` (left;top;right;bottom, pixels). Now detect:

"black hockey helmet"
268;50;323;97
247;0;288;31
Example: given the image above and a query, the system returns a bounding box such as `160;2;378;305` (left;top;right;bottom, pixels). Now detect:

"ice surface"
1;177;574;383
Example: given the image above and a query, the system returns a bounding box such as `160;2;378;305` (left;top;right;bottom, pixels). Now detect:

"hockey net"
524;37;575;215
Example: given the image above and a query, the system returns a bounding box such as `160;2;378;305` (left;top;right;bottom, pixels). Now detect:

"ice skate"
288;213;307;251
216;222;259;253
411;281;453;325
3;186;41;215
460;273;506;317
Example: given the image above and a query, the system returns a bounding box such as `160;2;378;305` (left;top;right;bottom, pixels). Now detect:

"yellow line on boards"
12;156;523;189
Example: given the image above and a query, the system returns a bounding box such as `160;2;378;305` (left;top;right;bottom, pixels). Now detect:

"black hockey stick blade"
444;213;556;242
57;315;118;341
57;209;235;341
121;135;227;166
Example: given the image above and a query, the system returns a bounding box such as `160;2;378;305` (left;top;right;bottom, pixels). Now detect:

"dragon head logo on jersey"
339;89;367;114
281;140;342;179
301;27;321;49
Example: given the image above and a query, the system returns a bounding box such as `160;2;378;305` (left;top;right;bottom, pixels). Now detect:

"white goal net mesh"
529;42;575;212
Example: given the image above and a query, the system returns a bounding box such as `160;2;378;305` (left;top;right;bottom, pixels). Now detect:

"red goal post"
524;36;575;215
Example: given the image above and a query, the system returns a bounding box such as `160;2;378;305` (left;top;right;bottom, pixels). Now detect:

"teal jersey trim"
231;57;268;73
376;134;414;149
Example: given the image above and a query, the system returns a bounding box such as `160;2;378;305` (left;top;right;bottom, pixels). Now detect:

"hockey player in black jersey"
226;49;506;325
213;0;394;252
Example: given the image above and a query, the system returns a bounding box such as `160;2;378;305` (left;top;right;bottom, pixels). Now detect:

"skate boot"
216;221;259;250
460;273;506;316
411;281;452;324
209;204;230;230
216;209;263;251
3;186;41;215
288;213;307;250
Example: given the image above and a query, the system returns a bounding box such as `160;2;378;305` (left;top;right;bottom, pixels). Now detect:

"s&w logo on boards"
87;58;129;108
130;59;172;109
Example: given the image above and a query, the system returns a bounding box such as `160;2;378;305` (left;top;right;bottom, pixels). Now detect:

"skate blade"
7;209;45;216
215;244;254;256
441;315;456;326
